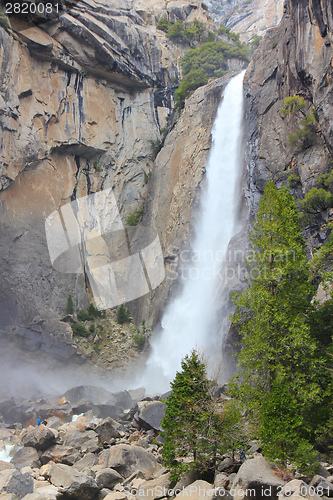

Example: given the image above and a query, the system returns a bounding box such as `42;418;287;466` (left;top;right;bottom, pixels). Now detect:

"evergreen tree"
161;351;246;480
65;294;74;315
116;304;130;324
231;180;321;469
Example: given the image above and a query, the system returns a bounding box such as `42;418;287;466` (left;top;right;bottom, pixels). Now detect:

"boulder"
73;453;98;473
40;444;81;465
95;418;121;446
106;391;133;410
95;468;124;489
22;425;57;451
136;472;172;499
63;428;98;449
104;493;128;500
0;461;15;472
278;479;322;500
10;447;40;469
309;475;333;497
22;483;59;499
214;473;230;489
46;416;64;430
0;468;33;498
134;401;165;432
231;456;285;500
98;444;161;479
174;480;214;499
64;386;114;406
41;462;99;499
92;404;123;420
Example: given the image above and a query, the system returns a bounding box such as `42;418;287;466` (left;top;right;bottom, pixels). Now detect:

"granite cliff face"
244;0;333;215
0;0;195;327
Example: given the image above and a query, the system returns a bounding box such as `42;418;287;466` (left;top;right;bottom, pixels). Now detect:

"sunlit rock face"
208;0;284;42
0;0;182;326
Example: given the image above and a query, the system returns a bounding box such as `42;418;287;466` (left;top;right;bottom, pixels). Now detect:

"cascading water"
141;71;246;394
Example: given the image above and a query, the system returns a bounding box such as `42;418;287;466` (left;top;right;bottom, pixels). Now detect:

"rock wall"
244;0;333;211
0;0;248;328
0;0;182;327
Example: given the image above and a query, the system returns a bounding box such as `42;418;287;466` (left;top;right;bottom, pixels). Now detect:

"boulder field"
0;385;333;499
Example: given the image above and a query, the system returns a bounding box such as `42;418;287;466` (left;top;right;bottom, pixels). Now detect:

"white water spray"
141;71;246;394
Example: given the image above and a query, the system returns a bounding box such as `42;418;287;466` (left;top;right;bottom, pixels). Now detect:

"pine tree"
231;180;321;469
65;294;74;315
116;304;130;324
161;351;246;480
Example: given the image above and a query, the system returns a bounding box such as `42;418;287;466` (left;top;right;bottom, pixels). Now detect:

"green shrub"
149;139;161;160
287;109;317;150
316;169;333;190
65;294;74;315
0;11;9;30
175;68;208;109
287;173;301;190
89;323;95;333
279;96;306;117
250;35;262;53
125;206;144;226
167;20;186;42
156;17;169;32
93;162;102;172
77;309;90;321
133;333;145;350
298;187;333;225
88;303;101;319
72;323;89;337
117;304;130;324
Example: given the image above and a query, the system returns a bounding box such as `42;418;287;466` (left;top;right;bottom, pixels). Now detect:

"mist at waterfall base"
138;71;246;395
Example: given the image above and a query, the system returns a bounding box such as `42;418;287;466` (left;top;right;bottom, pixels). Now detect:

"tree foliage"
117;304;130;324
65;293;74;315
230;180;321;471
161;351;246;480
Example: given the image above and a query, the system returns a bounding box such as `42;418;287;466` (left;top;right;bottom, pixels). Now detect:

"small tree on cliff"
65;294;74;315
161;350;246;480
230;180;321;470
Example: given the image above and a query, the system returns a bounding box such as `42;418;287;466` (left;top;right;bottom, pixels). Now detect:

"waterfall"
141;71;246;394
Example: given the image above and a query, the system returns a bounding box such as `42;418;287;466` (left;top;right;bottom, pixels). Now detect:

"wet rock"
64;386;114;406
106;391;133;410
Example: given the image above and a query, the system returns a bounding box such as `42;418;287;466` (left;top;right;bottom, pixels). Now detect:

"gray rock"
0;461;15;472
72;452;98;473
22;425;57;451
94;418;121;446
40;444;82;465
174;480;214;499
135;401;166;432
0;468;33;498
41;462;99;499
231;456;285;500
98;444;161;479
10;446;40;469
310;475;333;497
136;472;172;500
95;468;124;489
